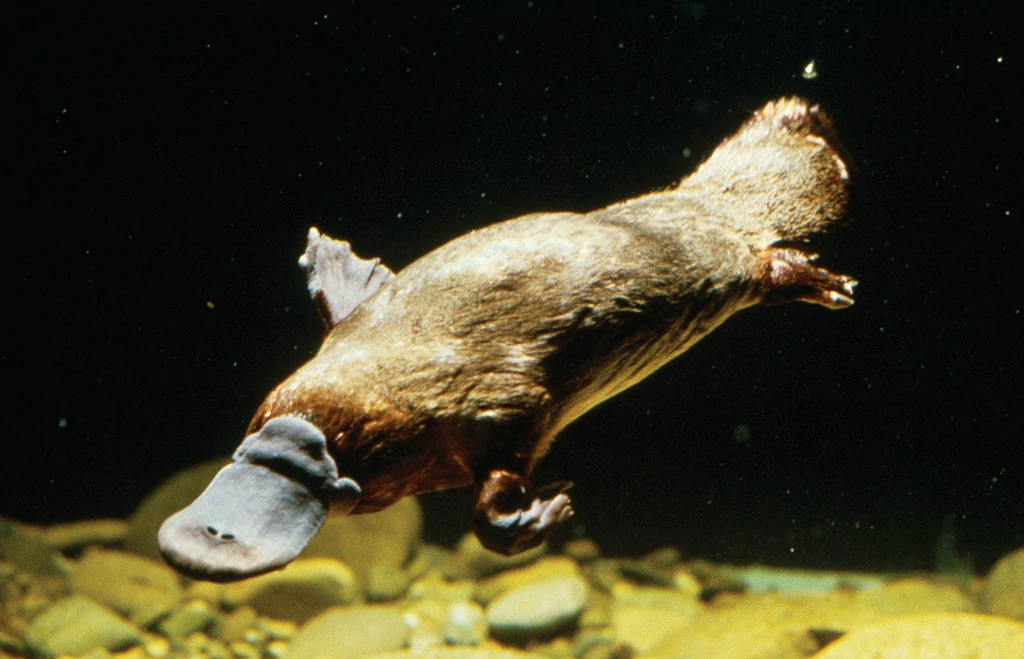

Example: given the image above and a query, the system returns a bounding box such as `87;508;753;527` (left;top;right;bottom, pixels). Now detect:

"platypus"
159;97;856;582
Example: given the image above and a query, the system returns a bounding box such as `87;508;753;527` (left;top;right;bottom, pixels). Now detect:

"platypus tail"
679;97;852;248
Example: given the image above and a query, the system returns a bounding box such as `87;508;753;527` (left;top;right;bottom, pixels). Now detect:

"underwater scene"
12;1;1023;657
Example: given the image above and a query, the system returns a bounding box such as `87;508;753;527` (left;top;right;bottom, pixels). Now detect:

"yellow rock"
611;581;702;653
475;556;583;604
454;532;547;578
856;577;973;616
301;496;422;583
613;604;697;653
69;548;182;627
287;606;408;659
812;612;1024;658
979;546;1024;620
363;648;548;659
38;519;128;550
220;558;358;623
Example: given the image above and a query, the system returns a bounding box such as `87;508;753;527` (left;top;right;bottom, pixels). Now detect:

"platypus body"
160;97;857;581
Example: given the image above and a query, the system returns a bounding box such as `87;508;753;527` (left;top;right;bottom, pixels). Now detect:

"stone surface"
485;574;589;642
979;545;1024;620
158;599;217;638
69;548;183;627
37;519;128;550
443;600;488;645
0;518;68;577
302;496;423;583
812;612;1024;658
455;533;546;578
856;577;973;616
363;649;547;659
475;556;583;605
366;562;411;602
610;581;701;653
220;557;358;623
561;539;601;563
24;595;142;658
287;606;409;659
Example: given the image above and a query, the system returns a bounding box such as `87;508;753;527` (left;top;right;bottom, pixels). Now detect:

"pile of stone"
2;459;1023;659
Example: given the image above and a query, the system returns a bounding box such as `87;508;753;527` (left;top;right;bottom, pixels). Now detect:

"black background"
14;2;1021;572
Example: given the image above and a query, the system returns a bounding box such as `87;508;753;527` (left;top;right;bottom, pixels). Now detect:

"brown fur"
247;97;853;517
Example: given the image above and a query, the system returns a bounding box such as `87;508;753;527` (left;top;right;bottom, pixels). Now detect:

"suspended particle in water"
802;60;818;80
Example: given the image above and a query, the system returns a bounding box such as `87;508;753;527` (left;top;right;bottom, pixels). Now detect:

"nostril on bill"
205;525;236;542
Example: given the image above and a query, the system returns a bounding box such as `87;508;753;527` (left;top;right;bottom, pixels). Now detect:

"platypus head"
158;416;361;582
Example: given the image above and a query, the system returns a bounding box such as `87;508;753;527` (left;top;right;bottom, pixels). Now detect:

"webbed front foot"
761;247;857;309
472;469;574;556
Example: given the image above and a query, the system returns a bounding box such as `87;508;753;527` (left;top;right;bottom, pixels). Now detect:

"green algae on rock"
69;548;183;627
24;595;142;658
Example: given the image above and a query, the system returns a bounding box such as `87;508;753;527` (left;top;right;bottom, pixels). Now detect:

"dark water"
16;2;1021;573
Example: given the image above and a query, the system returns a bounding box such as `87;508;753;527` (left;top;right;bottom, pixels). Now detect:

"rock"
454;533;546;578
38;519;128;550
443;600;488;645
475;556;583;605
362;649;547;659
366;562;411;602
404;599;447;650
612;604;696;654
302;496;422;583
610;582;701;653
408;571;475;604
485;574;589;642
158;599;216;638
857;577;973;616
124;458;228;560
406;544;460;581
812;612;1024;658
641;547;682;569
670;567;702;599
0;517;69;577
69;548;183;627
213;605;258;642
617;559;676;587
724;564;888;594
561;539;601;563
287;606;408;659
220;558;358;623
24;595;142;658
979;545;1024;620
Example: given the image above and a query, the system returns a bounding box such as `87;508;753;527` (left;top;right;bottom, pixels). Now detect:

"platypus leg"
761;246;857;309
298;227;395;328
472;469;574;555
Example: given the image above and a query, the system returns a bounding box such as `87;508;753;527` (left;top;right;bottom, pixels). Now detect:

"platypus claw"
473;471;575;556
762;246;857;309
